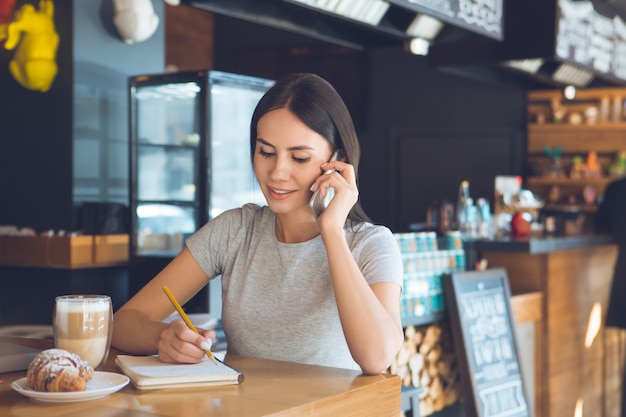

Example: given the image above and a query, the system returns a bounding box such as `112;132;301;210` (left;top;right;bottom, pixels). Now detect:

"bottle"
476;198;492;238
613;96;623;122
600;96;610;122
455;180;470;232
426;200;440;231
463;197;478;238
439;200;454;234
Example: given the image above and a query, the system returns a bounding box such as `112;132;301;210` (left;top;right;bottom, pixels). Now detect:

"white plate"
11;371;129;403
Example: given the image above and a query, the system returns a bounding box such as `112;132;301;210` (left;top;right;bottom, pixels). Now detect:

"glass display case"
129;70;274;258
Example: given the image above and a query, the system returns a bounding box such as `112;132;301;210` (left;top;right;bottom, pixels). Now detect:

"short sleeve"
349;224;403;289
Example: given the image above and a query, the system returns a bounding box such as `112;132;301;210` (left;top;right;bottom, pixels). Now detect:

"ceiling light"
552;63;594;87
406;14;445;41
563;85;576;100
408;37;431;55
503;59;544;74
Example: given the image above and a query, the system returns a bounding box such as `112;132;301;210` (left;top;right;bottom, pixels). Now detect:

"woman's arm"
322;228;403;375
313;160;403;374
112;248;215;363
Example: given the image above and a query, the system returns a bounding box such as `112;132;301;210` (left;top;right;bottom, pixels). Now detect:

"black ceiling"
186;0;626;89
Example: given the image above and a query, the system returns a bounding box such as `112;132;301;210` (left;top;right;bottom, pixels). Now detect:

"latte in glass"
53;295;112;369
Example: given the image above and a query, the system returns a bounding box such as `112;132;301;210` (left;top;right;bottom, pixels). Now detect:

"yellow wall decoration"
1;0;59;92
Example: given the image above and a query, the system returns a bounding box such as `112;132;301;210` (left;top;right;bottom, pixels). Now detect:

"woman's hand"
310;159;358;230
157;319;216;364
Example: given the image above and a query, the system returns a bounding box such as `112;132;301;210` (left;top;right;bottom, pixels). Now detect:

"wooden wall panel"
546;249;610;417
165;4;214;71
478;252;544;294
482;245;621;417
604;328;626;417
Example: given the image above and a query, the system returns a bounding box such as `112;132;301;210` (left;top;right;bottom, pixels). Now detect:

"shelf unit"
525;88;626;213
394;232;465;327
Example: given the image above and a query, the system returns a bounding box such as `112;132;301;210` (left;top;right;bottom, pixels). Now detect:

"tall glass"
53;295;113;369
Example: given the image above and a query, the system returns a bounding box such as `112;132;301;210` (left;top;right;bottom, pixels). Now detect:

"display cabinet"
129;70;274;259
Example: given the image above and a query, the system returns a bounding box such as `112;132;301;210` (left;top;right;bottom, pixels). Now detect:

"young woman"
112;73;404;374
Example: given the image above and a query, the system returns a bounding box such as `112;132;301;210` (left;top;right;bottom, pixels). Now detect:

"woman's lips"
268;187;295;200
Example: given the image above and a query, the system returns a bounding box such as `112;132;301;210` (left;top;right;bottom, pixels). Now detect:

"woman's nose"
269;156;290;180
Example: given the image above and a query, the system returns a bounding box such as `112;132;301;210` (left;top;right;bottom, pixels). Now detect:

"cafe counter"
0;336;401;417
466;234;623;417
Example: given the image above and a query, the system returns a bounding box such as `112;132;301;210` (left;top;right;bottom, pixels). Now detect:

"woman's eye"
257;148;310;163
259;149;274;158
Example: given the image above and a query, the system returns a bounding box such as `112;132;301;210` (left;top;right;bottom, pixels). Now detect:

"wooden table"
0;336;400;417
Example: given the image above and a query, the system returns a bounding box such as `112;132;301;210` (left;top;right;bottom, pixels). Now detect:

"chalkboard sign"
443;268;530;417
556;0;626;83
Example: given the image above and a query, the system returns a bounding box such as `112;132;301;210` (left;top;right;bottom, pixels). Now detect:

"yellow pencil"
162;285;217;365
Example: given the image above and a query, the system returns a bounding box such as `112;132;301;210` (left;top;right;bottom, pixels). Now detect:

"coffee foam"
55;300;110;314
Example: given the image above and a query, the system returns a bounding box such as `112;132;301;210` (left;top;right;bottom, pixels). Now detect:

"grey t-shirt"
186;204;403;370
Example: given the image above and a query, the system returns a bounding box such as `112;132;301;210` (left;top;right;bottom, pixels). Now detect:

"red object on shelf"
511;212;531;237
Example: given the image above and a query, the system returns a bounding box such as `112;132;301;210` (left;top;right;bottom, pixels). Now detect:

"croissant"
27;348;94;392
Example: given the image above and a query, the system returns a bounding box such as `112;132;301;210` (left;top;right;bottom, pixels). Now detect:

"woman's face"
253;108;333;216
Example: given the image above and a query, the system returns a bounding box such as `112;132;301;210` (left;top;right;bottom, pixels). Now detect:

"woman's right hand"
157;319;216;364
313;159;358;231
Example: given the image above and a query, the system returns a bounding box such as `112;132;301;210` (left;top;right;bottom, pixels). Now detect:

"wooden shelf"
527;123;626;153
527;88;626;126
526;87;626;210
542;203;598;214
528;122;626;129
0;235;129;268
525;177;611;209
526;176;614;187
528;87;626;101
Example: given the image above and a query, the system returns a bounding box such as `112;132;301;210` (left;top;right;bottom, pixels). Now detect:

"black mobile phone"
309;151;340;219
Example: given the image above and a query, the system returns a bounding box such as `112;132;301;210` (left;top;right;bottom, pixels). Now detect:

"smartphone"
309;151;340;219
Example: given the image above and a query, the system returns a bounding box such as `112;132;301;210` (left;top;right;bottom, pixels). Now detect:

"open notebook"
0;342;42;373
115;354;243;390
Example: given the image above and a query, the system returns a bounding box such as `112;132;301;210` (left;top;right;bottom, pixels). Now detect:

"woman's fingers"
157;320;214;363
313;161;354;193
